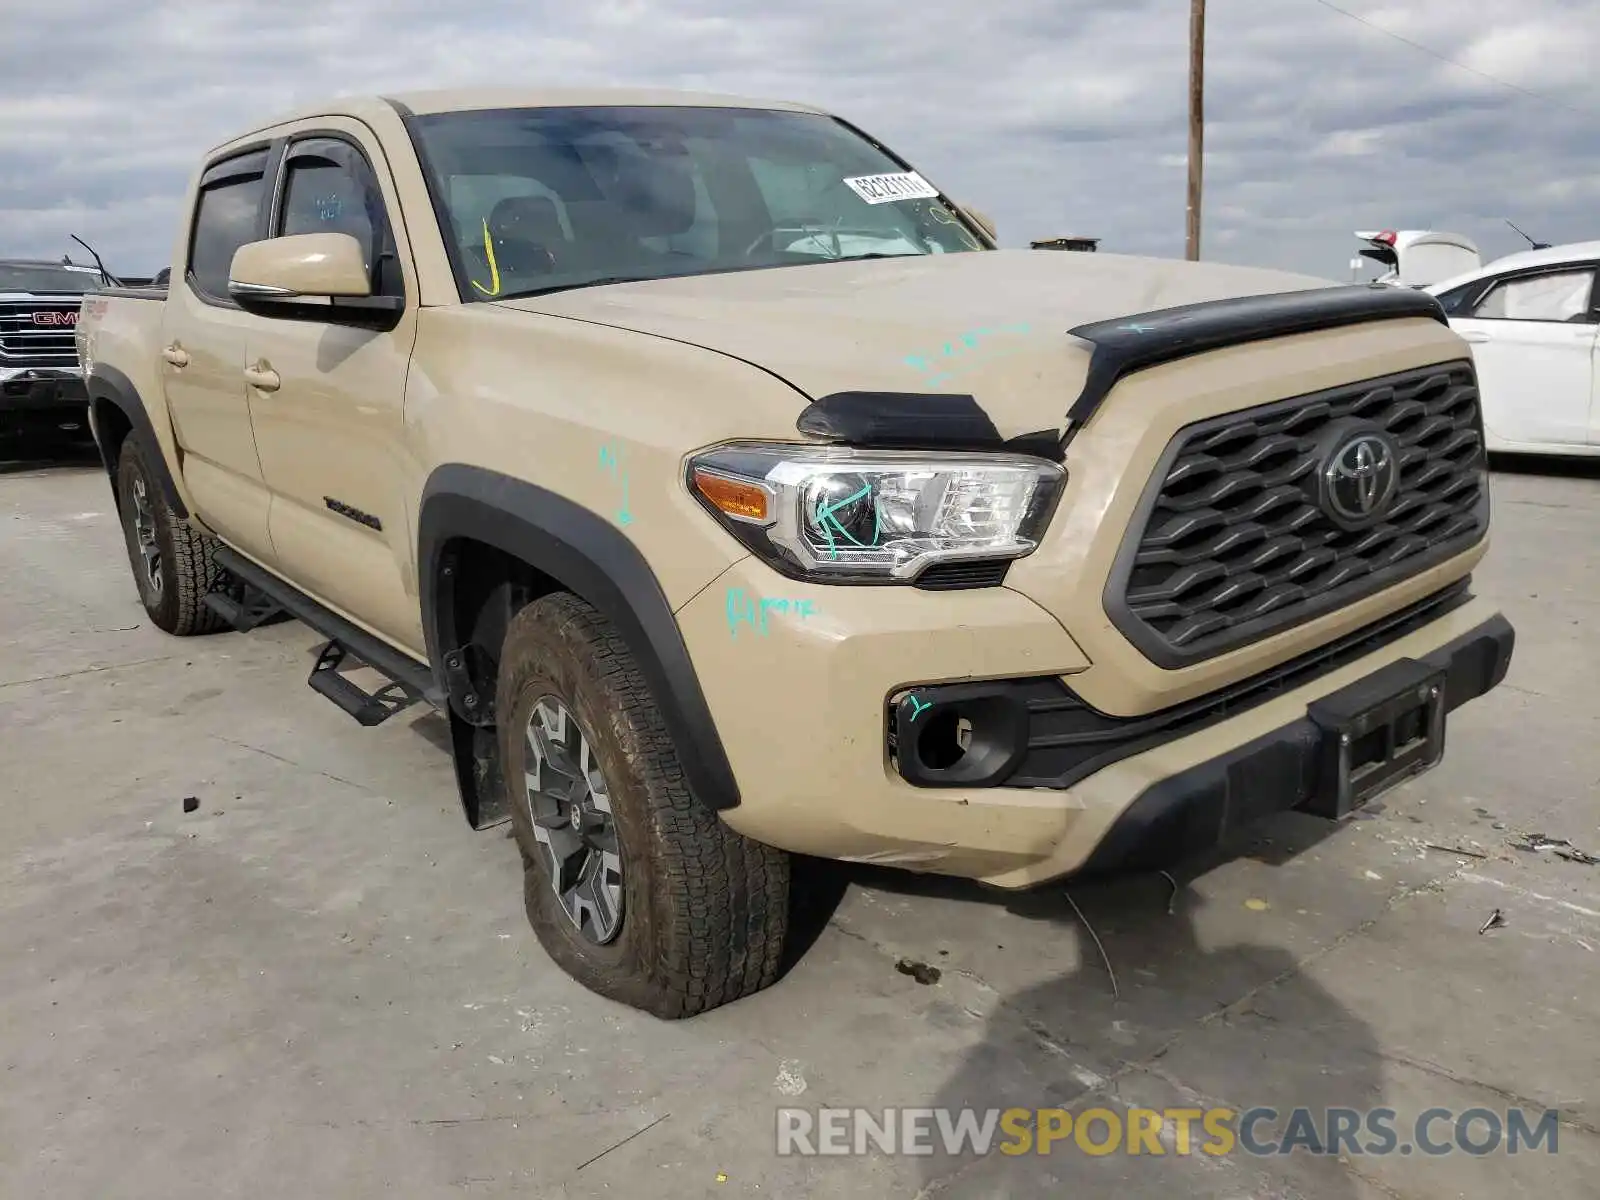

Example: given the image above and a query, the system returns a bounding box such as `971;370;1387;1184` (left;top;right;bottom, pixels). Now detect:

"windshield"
408;106;989;301
0;264;99;294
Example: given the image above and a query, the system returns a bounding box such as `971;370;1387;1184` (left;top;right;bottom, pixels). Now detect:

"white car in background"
1425;241;1600;458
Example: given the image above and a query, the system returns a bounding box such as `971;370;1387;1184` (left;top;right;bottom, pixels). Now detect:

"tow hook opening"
889;683;1030;788
918;709;973;770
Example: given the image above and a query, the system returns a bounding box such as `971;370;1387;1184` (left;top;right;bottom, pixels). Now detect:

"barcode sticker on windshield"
843;172;941;205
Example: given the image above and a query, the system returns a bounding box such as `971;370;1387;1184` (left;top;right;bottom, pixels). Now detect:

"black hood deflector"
791;284;1447;459
1060;283;1447;446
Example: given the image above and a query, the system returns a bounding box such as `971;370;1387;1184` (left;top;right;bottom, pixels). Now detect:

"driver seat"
480;195;568;275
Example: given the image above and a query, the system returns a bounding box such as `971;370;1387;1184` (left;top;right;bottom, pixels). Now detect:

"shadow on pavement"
1489;452;1600;481
913;882;1379;1197
0;441;103;476
833;813;1381;1197
781;853;854;976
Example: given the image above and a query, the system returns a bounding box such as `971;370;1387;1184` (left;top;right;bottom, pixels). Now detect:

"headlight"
687;442;1065;584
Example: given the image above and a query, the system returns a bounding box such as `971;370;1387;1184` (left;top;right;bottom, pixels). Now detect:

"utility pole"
1186;0;1206;261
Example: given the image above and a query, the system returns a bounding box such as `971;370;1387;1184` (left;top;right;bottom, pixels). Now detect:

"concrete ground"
2;450;1597;1200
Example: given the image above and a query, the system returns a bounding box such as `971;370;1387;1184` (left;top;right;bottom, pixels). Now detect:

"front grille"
0;301;82;367
1009;581;1472;790
1108;361;1487;667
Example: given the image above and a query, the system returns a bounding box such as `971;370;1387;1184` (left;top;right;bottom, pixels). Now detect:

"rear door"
159;147;274;559
243;122;424;654
1450;263;1598;448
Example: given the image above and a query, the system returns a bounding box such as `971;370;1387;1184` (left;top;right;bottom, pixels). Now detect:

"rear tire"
114;434;228;636
498;592;790;1018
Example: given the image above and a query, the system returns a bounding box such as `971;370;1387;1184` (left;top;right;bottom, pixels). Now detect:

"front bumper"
680;557;1512;888
1075;611;1512;877
0;370;91;438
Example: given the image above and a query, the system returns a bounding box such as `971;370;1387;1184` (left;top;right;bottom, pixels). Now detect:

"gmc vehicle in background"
0;258;102;451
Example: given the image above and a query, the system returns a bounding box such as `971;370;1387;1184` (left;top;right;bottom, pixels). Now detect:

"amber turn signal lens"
693;468;770;522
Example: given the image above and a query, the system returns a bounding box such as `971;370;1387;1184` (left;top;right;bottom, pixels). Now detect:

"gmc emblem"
32;310;78;327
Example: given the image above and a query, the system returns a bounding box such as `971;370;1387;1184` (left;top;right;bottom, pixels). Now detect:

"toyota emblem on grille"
1322;431;1399;526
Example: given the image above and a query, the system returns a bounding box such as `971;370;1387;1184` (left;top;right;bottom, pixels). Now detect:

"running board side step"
309;639;424;727
209;547;445;725
203;579;289;631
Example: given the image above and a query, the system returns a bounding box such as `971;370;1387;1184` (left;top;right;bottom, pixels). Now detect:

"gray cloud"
2;0;1595;277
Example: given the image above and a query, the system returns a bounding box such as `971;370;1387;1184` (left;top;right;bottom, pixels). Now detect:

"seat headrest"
590;148;698;238
487;195;566;246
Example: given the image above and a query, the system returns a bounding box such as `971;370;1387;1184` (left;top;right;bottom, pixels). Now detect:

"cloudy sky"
2;0;1595;279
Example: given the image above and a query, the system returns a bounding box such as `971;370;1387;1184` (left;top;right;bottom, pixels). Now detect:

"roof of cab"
1425;239;1600;295
1474;240;1600;274
383;86;825;116
215;86;827;151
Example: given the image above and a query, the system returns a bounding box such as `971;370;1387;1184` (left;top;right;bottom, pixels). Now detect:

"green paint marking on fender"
617;475;633;526
727;587;818;638
600;444;632;526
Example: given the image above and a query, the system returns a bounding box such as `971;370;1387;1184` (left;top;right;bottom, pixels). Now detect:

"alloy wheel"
523;696;624;944
129;474;162;597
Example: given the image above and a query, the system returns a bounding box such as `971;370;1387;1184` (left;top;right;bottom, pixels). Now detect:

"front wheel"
114;435;228;636
498;592;790;1018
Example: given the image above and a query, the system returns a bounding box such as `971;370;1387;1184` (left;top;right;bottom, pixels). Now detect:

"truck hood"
501;249;1335;439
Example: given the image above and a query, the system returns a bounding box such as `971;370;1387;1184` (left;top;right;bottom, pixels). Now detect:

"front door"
1451;264;1598;448
159;147;273;559
1588;314;1600;448
244;125;424;655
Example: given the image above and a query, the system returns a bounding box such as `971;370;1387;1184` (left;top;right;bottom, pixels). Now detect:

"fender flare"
418;464;741;813
85;364;188;518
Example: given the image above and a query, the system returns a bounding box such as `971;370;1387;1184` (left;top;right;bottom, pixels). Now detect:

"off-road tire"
114;434;228;636
499;592;790;1018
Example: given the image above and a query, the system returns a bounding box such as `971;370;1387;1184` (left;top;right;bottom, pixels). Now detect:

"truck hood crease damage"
500;249;1337;440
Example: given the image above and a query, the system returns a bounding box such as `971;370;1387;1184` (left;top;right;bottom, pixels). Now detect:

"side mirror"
962;206;998;244
227;233;402;327
229;233;372;302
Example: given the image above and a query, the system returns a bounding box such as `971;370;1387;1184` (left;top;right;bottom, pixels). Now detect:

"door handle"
244;361;281;392
161;343;190;368
1459;333;1490;344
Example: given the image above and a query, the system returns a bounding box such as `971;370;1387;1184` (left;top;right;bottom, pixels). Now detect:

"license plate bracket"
1304;657;1447;819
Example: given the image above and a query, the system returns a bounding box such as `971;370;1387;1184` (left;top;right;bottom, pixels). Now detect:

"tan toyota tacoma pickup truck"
77;87;1514;1018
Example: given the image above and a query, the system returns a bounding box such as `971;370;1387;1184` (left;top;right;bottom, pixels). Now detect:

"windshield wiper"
818;251;924;264
496;254;925;299
496;275;654;300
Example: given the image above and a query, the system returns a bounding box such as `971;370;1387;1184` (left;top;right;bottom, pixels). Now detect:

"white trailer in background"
1351;229;1481;288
